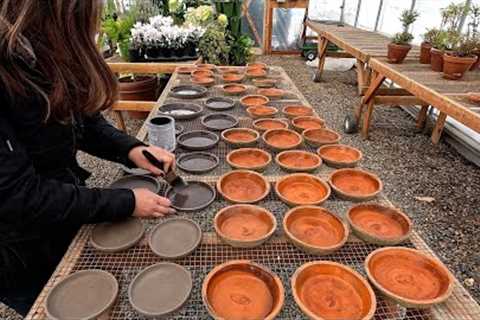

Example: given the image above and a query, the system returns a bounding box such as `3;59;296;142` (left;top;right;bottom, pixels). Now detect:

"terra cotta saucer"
329;168;383;201
365;247;454;309
222;84;248;95
214;205;277;248
253;118;289;132
263;128;303;151
292;116;325;132
217;170;270;204
318;144;363;168
275;173;331;206
246;106;278;119
240;95;269;108
222;73;245;83
276;150;322;173
257;88;286;99
202;260;284;320
292;261;376;320
303;128;341;147
284;206;348;255
192;69;214;79
222;128;260;147
227;148;272;172
282;105;314;118
347;203;412;245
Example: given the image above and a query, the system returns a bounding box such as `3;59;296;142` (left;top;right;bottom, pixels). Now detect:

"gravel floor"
2;56;479;318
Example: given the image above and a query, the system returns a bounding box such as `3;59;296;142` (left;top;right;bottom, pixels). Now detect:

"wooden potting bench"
361;57;480;143
25;66;480;319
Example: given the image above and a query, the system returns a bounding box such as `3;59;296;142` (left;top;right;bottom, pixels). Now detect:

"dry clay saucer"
45;270;118;320
129;262;192;318
90;218;145;252
109;174;160;194
149;218;202;259
201;113;238;131
166;181;216;211
177;130;219;150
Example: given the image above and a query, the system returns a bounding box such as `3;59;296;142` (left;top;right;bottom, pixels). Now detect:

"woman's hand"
132;188;176;218
128;145;175;175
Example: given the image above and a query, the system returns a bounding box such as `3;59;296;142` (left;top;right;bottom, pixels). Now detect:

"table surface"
306;20;420;62
26;66;480;319
369;57;480;133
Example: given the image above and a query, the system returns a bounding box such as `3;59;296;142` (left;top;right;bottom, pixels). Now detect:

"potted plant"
420;28;440;64
443;35;478;79
387;10;419;64
429;30;449;71
198;20;230;65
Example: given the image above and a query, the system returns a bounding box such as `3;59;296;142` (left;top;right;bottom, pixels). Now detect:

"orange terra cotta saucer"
317;144;363;168
365;247;454;309
292;116;325;132
275;173;330;206
240;95;269;108
347;203;412;245
275;150;322;172
256;88;286;99
222;128;260;147
222;73;245;83
253;118;288;132
303;128;341;147
329;168;383;201
263;129;302;151
192;69;214;78
282;105;314;118
214;204;276;247
292;261;376;320
284;206;348;255
202;260;284;320
227;148;272;171
222;84;247;95
246;106;278;118
217;170;270;203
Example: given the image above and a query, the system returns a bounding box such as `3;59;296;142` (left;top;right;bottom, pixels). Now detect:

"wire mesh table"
26;67;480;319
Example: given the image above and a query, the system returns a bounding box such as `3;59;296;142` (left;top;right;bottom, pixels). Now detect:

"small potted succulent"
443;35;478;80
388;10;420;64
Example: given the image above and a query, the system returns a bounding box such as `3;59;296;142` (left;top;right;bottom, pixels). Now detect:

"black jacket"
0;88;143;287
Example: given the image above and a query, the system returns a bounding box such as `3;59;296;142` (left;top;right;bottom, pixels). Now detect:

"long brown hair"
0;0;118;122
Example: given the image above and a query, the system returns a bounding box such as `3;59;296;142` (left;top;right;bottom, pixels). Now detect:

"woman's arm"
0;116;135;227
76;112;145;167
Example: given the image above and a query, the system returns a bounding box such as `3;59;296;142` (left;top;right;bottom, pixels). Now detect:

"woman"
0;0;176;315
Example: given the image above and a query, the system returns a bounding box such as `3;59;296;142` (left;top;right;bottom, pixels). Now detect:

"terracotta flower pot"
217;170;270;204
291;116;325;133
420;42;432;64
246;106;278;119
253;118;289;132
240;95;270;108
214;205;277;248
263;129;303;151
303;128;341;147
226;148;272;172
118;75;158;120
347;203;412;245
202;260;284;320
329;168;383;201
282;105;314;119
442;53;477;80
292;261;377;320
222;128;260;148
222;84;247;96
430;48;444;72
387;43;411;64
283;206;348;255
317;144;363;168
275;173;331;207
275;150;322;173
365;247;454;309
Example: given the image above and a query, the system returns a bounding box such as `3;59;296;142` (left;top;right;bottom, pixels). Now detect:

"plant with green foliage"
185;5;214;27
441;2;470;32
392;10;420;45
198;22;230;65
228;34;254;66
102;13;136;58
468;4;480;36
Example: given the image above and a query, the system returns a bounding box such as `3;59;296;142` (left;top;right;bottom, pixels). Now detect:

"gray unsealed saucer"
90;218;145;253
176;152;219;174
45;270;118;320
149;218;202;259
177;130;219;150
166;181;216;211
129;263;192;318
110;175;160;194
201;113;238;131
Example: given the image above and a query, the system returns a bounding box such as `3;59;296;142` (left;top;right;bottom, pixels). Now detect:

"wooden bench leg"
416;104;429;129
356;72;385;125
356;60;366;96
313;36;329;82
362;99;375;139
112;110;127;132
432;111;447;144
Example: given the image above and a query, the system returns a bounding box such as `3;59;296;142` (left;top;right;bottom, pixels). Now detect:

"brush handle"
142;150;167;172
